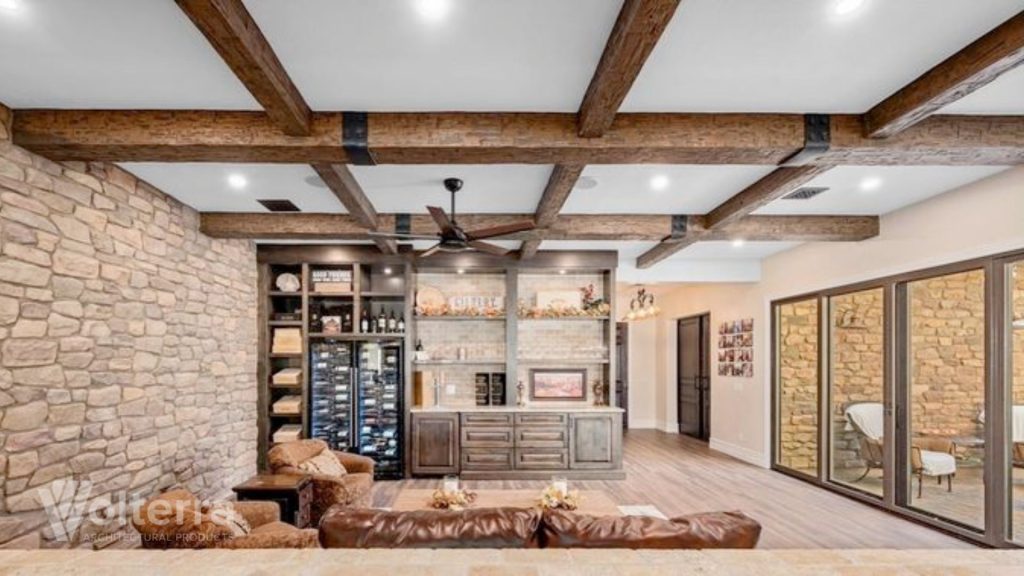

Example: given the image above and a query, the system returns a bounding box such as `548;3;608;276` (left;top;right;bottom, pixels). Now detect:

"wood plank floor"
372;430;972;549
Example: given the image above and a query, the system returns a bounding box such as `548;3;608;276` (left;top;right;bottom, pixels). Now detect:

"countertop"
410;405;624;413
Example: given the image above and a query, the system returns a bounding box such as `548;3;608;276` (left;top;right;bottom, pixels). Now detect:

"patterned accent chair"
268;439;375;525
132;488;319;549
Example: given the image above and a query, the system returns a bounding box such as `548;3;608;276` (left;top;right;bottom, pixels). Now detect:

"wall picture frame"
529;368;587;401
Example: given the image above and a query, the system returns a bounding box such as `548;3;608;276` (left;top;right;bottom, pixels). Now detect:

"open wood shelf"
309;332;406;339
517;358;611;365
415;316;506;321
413;359;507;366
268;291;302;298
518;316;611;321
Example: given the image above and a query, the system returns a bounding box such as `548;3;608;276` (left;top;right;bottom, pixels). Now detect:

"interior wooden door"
615;322;629;429
678;314;710;440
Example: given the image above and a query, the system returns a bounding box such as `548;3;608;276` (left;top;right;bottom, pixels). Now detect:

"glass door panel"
1009;260;1024;544
776;298;820;477
906;269;986;530
829;288;885;496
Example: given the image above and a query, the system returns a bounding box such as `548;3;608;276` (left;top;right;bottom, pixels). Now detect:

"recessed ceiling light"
227;174;248;190
559;269;567;275
834;0;866;16
414;0;450;23
456;268;465;275
731;239;746;248
0;0;22;12
859;176;883;192
383;267;393;275
650;174;670;192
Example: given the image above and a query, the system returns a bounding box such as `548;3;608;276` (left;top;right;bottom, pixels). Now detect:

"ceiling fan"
369;178;535;257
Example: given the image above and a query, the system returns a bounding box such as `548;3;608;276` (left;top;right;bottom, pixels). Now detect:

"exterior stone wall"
777;299;819;472
0;106;258;548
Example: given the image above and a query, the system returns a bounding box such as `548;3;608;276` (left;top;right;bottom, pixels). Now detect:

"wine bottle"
376;311;386;333
360;309;369;333
397;315;405;334
387;310;397;333
343;310;352;333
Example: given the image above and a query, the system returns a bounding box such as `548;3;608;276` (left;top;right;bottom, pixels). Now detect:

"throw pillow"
298;450;347;477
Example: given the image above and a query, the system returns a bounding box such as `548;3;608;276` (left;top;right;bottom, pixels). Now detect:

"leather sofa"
319;506;761;549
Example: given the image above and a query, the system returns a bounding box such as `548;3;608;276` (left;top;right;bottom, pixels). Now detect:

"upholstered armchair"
267;439;375;524
132;489;319;549
910;437;957;498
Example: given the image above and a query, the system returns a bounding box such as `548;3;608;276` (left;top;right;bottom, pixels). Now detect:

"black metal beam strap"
342;111;375;166
780;113;831;167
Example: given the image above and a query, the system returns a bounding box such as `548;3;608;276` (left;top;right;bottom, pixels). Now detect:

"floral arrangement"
537;485;581;511
518;301;611;319
416;305;504;318
429;488;478;511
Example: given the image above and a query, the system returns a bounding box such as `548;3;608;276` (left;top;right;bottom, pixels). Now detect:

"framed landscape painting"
529;369;587;401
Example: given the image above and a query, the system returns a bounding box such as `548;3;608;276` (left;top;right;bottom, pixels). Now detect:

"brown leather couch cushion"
541;509;761;549
319;507;542;549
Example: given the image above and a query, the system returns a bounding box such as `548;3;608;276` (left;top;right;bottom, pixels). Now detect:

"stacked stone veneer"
0;104;258;548
779;269;1022;474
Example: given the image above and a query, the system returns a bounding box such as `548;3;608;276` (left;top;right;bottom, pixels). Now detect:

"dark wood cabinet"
232;474;312;529
410;412;459;475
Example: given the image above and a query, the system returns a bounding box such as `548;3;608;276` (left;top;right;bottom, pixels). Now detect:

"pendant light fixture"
626;286;659;321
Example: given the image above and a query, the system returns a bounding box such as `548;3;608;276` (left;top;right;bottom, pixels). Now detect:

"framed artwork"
716;317;754;379
529;369;587;401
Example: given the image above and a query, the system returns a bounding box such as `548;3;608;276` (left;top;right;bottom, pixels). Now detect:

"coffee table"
391;489;621;516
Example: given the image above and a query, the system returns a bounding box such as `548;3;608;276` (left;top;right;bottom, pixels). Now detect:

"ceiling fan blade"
418;244;443;258
466;221;536;241
366;231;440;240
427;206;454;233
468;241;511;256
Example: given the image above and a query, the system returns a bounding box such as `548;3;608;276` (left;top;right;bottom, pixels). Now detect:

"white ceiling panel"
244;0;622;111
0;0;258;109
673;241;801;260
120;163;344;213
940;66;1024;115
562;165;775;214
754;166;1008;215
351;165;551;214
622;0;1024;113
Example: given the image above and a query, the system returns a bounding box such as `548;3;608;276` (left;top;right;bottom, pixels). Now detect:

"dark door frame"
615;322;629;430
677;313;711;441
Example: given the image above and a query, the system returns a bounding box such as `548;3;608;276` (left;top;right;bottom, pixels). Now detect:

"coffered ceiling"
1;0;1022;283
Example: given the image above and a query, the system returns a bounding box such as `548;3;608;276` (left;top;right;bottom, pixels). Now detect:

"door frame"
677;312;711;440
616;322;629;429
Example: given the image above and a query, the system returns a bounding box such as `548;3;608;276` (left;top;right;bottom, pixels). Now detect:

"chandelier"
626;286;659;321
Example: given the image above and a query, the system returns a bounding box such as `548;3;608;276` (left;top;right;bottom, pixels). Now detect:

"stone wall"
0;105;258;549
1013;263;1024;405
777;299;819;472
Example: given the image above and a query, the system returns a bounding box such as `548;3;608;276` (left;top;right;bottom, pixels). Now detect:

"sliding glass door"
775;298;820;478
772;248;1024;547
1008;259;1023;544
903;269;986;530
828;287;886;497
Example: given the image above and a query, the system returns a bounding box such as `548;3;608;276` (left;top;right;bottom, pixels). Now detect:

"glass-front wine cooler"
309;339;404;480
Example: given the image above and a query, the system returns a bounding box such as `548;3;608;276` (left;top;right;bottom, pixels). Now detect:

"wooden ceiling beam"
14;111;1024;166
176;0;312;136
310;163;396;254
519;164;586;260
200;212;877;243
577;0;682;137
518;239;542;260
864;11;1024;138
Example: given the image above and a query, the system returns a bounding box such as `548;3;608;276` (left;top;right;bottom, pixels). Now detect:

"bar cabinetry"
411;408;623;479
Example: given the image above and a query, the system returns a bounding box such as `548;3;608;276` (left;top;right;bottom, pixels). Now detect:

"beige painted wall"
626;320;658;428
643;167;1024;466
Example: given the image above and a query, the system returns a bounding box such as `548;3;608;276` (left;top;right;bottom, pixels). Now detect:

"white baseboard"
709;438;768;468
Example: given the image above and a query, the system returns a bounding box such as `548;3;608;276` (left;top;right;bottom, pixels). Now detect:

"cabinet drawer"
514;413;568;428
514;427;568;448
461;412;514;427
461;448;514;471
514;449;569;470
461;426;514;448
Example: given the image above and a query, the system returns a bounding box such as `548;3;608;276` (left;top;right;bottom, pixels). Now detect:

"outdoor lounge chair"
844;402;957;498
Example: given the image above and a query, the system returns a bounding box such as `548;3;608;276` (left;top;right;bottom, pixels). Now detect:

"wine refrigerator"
309;339;404;480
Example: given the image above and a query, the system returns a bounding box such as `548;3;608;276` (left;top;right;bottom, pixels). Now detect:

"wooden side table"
233;474;313;528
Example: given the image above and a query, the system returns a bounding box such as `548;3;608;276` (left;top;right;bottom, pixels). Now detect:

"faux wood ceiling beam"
636;165;832;268
200;212;877;244
14;111;1024;166
519;164;586;260
577;0;682;137
310;163;396;254
864;10;1024;138
176;0;312;136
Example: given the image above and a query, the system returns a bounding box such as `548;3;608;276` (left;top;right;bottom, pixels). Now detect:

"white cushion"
298;450;347;477
920;450;956;477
